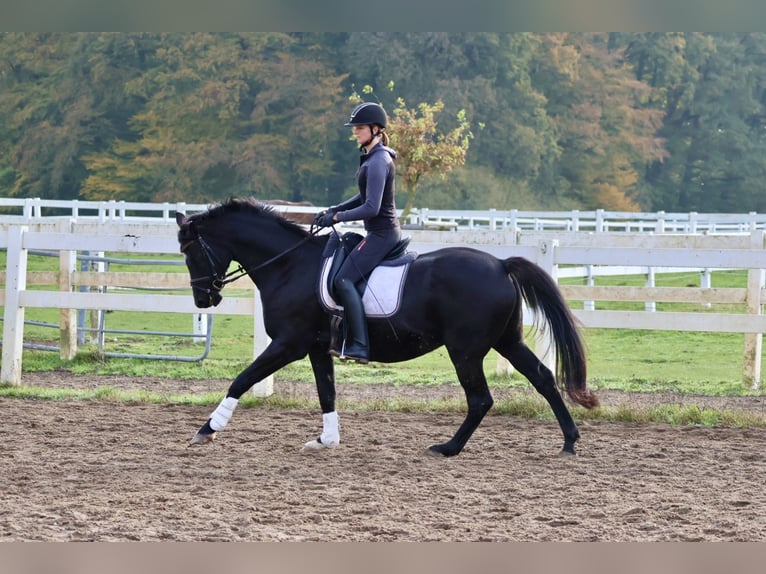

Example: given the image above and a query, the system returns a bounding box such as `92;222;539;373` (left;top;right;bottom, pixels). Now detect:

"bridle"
181;235;230;295
181;224;322;296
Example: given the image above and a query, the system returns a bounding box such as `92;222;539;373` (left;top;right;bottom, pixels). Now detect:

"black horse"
176;198;598;457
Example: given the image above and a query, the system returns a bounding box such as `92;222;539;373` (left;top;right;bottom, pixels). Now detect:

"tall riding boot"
334;278;369;364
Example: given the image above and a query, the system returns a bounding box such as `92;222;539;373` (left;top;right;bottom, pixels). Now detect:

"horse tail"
503;257;599;409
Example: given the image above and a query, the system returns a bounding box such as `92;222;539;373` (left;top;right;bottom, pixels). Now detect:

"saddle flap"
323;232;364;300
318;232;417;318
324;232;412;298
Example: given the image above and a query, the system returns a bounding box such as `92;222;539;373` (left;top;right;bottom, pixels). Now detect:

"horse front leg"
189;339;302;446
302;347;340;450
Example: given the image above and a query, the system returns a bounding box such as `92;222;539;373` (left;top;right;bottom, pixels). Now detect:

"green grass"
2;382;764;430
582;329;756;395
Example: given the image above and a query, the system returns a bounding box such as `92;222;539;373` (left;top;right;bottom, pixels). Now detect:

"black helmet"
344;102;387;128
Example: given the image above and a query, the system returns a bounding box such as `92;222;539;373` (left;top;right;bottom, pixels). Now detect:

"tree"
82;33;299;202
614;32;716;210
653;34;766;212
0;33;149;200
533;33;667;210
78;33;348;204
8;33;766;213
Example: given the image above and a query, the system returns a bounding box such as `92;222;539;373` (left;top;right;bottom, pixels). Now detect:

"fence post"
509;209;518;231
192;314;208;343
1;226;28;385
495;354;514;377
700;268;712;309
584;265;595;311
250;286;274;397
488;208;497;231
743;231;765;389
644;267;656;312
59;220;78;360
689;212;698;233
90;252;105;344
418;207;429;228
22;198;33;220
655;211;666;233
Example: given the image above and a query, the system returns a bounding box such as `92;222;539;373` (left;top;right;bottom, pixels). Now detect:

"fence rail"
2;216;765;389
410;208;766;233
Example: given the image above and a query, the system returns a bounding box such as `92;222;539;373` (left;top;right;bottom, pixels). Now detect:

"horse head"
176;211;228;308
176;198;320;310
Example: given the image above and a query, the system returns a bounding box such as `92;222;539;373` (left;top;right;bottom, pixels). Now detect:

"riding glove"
314;211;336;228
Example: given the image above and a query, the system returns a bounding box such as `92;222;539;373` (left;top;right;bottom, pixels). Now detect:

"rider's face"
352;125;374;146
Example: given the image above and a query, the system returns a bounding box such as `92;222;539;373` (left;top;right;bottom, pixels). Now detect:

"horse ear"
175;212;187;227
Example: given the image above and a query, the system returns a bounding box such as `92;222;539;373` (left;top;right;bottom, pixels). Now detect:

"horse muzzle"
193;288;223;308
208;291;223;307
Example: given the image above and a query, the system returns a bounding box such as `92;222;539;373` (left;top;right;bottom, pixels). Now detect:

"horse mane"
192;197;310;237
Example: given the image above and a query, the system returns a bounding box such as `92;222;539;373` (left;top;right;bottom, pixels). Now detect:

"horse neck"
229;219;325;283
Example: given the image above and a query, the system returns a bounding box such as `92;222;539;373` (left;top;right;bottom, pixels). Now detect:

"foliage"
78;33;348;204
3;33;766;212
388;98;472;219
532;33;667;210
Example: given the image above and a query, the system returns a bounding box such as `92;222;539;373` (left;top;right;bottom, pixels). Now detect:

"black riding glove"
314;211;336;228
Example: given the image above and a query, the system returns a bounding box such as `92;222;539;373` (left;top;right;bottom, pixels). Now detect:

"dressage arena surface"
3;372;766;542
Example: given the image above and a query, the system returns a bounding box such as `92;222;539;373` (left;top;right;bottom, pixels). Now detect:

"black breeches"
333;229;401;290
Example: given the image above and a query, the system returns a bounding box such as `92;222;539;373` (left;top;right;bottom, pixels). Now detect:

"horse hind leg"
497;340;581;456
428;355;494;457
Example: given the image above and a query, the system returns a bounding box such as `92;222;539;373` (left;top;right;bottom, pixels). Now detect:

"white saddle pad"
319;255;412;318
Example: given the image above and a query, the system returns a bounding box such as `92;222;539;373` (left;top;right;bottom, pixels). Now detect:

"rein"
184;225;322;292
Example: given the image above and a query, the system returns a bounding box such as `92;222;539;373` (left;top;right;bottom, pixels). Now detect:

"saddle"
317;232;417;318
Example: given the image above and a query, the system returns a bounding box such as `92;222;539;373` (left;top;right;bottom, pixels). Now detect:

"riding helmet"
344;102;388;128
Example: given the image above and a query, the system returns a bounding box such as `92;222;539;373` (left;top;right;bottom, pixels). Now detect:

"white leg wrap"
209;397;239;431
320;411;340;446
303;411;340;450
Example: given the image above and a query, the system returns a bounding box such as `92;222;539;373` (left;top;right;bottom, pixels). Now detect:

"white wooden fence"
4;196;766;233
2;219;766;389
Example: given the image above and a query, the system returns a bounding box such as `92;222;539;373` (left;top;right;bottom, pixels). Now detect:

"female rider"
314;102;401;363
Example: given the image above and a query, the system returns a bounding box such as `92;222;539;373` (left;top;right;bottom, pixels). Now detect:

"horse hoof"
189;431;216;446
558;448;576;457
301;438;339;452
426;445;450;457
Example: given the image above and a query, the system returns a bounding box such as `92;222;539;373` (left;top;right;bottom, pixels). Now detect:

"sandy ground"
2;372;766;541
